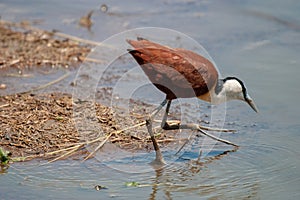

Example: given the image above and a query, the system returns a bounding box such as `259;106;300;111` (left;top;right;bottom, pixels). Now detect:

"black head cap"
223;77;248;100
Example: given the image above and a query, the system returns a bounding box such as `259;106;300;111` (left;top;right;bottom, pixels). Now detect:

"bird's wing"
127;38;171;51
174;48;218;89
127;39;218;91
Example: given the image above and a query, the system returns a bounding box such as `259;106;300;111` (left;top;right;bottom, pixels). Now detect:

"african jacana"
127;37;258;165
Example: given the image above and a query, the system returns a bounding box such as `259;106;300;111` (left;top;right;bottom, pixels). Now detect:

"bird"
127;37;258;165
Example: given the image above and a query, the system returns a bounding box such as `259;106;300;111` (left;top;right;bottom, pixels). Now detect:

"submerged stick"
20;70;70;94
175;133;193;155
53;31;103;46
53;31;115;49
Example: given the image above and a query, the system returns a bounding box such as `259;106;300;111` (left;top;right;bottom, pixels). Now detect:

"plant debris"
0;92;186;162
0;93;117;160
0;20;91;70
125;181;140;187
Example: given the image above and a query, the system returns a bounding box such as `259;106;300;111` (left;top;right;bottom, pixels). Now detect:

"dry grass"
0;93;186;162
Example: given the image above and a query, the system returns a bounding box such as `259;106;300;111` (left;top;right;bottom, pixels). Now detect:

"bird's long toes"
198;125;236;133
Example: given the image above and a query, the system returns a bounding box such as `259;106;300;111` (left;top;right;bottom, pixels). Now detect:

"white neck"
210;89;227;105
209;79;245;105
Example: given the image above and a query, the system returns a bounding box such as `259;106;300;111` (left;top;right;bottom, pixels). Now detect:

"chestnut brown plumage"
127;38;218;100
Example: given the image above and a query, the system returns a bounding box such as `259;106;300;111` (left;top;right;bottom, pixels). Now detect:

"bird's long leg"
161;100;172;129
146;99;167;165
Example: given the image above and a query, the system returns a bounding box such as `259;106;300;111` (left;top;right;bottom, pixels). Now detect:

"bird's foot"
161;120;180;130
153;119;180;134
158;121;239;147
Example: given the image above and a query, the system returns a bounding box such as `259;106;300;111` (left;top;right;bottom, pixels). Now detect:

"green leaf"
0;148;9;165
125;181;140;187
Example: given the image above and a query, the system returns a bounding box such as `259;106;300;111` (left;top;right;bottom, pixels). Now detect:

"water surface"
1;0;300;199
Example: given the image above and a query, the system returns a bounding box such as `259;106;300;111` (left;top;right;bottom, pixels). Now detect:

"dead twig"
83;132;113;161
46;144;84;164
5;73;34;78
20;70;70;94
53;31;102;46
0;104;10;109
32;121;146;164
80;56;105;64
83;121;146;161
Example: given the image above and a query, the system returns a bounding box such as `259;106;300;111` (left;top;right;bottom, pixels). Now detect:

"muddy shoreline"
0;91;184;162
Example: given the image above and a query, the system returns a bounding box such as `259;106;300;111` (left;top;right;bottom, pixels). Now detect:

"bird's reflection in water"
148;147;238;200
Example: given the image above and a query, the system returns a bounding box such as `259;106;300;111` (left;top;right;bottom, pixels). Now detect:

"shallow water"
1;0;300;199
